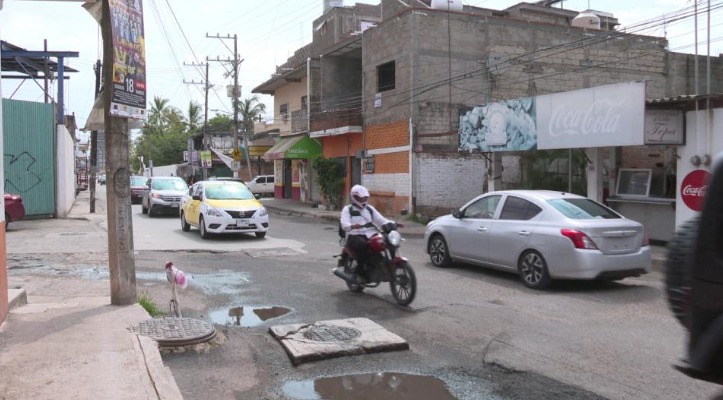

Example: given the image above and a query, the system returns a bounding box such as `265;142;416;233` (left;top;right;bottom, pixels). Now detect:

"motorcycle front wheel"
390;261;416;306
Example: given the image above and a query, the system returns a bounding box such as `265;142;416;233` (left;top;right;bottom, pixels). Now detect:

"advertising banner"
109;0;146;119
459;81;646;152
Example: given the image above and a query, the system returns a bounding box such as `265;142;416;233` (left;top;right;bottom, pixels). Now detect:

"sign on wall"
680;169;710;212
644;109;684;145
459;81;647;152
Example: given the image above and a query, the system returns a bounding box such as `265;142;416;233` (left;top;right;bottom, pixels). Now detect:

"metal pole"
233;35;240;179
203;62;210;180
89;59;101;213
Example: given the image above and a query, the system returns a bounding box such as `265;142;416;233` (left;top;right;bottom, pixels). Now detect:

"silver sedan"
424;190;651;289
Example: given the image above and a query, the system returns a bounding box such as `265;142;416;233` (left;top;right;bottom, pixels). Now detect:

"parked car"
141;176;189;217
4;193;26;229
665;157;723;385
244;175;274;196
180;180;269;239
130;175;146;204
424;190;651;289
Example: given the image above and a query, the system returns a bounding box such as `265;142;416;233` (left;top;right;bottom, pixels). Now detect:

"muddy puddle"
281;372;455;400
209;305;291;327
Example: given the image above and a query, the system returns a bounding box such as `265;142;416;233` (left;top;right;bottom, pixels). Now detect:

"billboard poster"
109;0;146;119
458;81;646;152
459;97;537;152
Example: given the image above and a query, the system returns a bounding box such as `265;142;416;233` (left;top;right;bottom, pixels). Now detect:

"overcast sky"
1;0;720;141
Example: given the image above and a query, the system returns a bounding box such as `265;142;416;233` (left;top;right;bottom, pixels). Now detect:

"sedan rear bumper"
548;246;652;279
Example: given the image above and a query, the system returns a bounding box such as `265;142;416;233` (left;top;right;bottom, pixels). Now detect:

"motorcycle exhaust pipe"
333;267;355;283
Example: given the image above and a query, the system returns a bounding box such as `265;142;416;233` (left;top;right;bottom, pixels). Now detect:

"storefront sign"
537;81;646;149
644;109;684;145
680;169;710;211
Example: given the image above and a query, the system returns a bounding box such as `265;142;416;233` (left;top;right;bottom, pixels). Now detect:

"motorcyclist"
339;185;398;273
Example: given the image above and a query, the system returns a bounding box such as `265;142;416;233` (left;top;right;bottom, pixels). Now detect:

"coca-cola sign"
681;169;711;212
537;81;646;150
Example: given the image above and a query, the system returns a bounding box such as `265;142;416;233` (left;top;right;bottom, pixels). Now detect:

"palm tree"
238;95;266;136
148;96;171;129
186;102;202;133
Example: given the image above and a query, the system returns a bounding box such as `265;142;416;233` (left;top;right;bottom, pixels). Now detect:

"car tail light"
561;229;598;250
642;231;650;246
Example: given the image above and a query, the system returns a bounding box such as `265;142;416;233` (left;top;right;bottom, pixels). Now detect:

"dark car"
130;175;146;204
4;193;26;229
665;158;723;385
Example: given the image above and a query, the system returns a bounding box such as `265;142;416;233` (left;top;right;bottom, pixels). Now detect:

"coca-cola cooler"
606;168;677;242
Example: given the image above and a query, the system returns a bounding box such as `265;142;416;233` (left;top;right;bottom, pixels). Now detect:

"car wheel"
199;216;209;239
255;232;266;239
665;217;698;326
180;212;190;232
518;250;552;290
428;234;452;268
141;201;148;214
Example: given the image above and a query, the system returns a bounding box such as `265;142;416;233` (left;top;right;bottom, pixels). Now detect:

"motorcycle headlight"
388;230;402;247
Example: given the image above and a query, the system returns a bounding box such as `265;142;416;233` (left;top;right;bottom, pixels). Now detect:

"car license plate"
170;203;179;208
236;220;249;227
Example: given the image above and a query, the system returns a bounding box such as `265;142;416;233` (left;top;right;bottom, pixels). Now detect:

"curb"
7;289;27;311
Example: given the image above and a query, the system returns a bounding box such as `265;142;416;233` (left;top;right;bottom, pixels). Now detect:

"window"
548;198;621;219
301;96;308;109
257;177;266;184
616;169;652;197
267;176;274;183
500;196;542;220
280;103;289;121
377;61;395;92
464;195;501;219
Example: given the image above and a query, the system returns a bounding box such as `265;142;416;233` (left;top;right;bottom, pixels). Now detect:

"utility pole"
101;0;136;305
207;33;251;180
184;61;211;180
89;59;101;213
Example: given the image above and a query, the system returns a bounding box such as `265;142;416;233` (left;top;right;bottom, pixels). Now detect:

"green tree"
313;156;344;210
186;102;202;134
238;95;266;136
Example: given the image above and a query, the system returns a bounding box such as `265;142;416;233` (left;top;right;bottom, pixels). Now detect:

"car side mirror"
192;194;201;201
452;209;461;219
254;194;261;199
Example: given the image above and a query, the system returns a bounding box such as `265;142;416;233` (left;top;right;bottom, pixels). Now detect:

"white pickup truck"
245;175;275;196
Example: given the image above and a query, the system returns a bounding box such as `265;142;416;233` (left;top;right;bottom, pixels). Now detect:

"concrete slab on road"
269;317;409;365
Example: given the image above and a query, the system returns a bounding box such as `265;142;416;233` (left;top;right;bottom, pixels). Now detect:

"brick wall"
366;120;409;149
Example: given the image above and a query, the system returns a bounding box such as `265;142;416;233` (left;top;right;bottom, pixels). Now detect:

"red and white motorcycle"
333;218;417;306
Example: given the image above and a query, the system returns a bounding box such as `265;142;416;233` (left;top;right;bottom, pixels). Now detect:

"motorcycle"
333;218;417;306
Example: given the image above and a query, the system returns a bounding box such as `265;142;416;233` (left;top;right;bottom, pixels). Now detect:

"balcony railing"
291;109;308;133
310;108;363;132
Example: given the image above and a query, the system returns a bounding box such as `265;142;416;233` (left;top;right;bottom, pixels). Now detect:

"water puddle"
281;372;455;400
209;305;291;327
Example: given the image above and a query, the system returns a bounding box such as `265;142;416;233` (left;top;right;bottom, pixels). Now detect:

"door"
283;160;292;198
485;195;542;268
446;195;502;260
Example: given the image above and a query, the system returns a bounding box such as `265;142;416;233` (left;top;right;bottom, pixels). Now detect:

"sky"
1;0;721;142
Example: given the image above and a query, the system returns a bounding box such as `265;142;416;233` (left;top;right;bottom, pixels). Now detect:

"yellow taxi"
180;180;269;239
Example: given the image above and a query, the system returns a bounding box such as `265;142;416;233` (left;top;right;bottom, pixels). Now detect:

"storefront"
263;134;322;201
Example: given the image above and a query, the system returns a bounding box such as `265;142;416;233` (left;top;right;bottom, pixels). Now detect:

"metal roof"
1;40;78;78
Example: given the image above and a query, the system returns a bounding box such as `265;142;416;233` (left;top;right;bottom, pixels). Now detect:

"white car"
424;190;651;289
141;176;189;217
180;180;269;239
245;175;274;196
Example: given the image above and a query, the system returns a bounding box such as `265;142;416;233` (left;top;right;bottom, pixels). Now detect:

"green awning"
263;135;321;160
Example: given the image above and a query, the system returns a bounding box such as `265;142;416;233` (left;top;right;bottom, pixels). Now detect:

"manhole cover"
129;317;216;347
302;324;361;342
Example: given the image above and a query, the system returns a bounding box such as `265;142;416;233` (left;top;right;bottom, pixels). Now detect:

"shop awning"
263;135;321;160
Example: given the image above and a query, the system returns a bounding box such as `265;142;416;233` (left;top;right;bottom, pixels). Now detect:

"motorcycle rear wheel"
390;261;416;306
345;260;365;293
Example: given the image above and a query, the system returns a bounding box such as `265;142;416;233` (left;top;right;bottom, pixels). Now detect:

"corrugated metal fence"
2;99;56;217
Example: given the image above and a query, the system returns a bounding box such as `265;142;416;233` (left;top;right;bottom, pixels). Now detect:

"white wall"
675;107;723;228
413;154;487;209
55;124;76;218
146;164;179;177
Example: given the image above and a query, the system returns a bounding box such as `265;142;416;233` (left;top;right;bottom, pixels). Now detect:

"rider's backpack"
338;204;366;238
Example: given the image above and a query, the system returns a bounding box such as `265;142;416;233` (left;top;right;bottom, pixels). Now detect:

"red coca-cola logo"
680;169;711;211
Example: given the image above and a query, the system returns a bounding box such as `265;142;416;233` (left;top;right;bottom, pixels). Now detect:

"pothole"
209;305;291;327
281;372;456;400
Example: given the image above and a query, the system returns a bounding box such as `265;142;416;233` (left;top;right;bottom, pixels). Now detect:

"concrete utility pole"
89;59;101;213
102;0;136;305
184;61;211;180
207;33;251;180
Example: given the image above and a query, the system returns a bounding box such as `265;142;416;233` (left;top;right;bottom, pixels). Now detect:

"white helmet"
350;184;370;208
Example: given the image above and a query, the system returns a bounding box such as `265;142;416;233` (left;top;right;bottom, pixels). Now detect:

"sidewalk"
1;189;182;400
